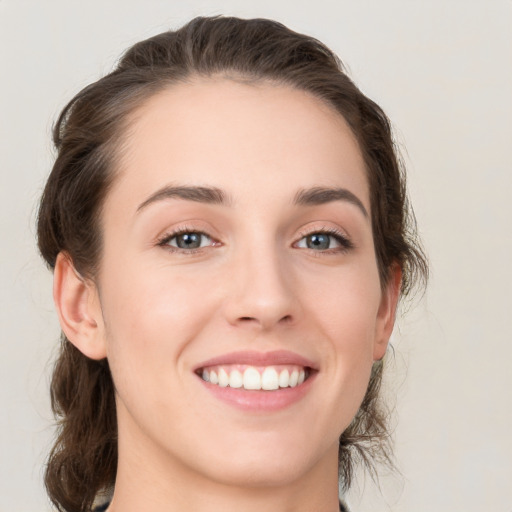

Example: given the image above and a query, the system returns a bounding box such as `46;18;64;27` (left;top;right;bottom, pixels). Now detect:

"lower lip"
197;372;316;412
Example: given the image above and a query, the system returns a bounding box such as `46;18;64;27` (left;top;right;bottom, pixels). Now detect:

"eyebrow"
293;187;368;217
136;184;368;218
137;185;229;212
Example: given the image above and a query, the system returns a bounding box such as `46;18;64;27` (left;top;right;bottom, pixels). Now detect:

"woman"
37;16;427;512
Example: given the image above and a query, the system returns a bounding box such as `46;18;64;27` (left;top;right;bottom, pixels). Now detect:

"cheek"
306;262;381;344
305;266;381;408
98;263;218;390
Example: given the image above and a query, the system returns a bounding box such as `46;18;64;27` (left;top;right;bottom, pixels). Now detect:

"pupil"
307;234;330;250
177;233;201;249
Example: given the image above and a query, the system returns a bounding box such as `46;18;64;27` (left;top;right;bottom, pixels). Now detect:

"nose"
223;245;300;331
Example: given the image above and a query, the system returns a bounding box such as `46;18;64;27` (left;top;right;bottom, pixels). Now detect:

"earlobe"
53;252;107;360
373;264;402;361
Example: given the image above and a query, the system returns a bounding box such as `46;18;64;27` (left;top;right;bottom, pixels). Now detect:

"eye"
159;231;215;251
295;230;352;252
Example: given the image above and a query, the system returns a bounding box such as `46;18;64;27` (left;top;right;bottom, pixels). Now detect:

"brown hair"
38;15;427;512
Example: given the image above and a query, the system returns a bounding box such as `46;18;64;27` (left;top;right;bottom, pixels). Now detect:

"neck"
108;419;341;512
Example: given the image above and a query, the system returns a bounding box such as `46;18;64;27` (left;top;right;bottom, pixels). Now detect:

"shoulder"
92;499;348;511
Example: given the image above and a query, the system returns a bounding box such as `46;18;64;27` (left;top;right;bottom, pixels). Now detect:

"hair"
38;15;428;512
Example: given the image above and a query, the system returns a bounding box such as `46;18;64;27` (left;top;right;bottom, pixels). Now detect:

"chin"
204;455;313;489
187;431;334;490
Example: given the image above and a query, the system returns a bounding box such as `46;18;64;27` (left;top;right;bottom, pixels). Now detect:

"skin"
54;78;401;512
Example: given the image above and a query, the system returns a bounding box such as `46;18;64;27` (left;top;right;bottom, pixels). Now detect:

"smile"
199;365;310;391
194;350;317;411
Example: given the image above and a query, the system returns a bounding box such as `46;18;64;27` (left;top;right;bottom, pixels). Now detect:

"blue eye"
296;231;351;251
161;231;214;250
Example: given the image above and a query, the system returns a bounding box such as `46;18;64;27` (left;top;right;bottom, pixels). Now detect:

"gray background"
1;0;511;510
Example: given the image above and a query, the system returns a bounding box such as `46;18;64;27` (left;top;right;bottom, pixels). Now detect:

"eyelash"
157;227;217;254
156;226;353;255
294;227;354;254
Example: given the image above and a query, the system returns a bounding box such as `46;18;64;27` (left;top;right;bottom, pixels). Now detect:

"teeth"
229;369;243;388
289;369;299;387
278;369;290;388
218;368;229;387
261;367;279;390
200;365;309;391
243;367;261;390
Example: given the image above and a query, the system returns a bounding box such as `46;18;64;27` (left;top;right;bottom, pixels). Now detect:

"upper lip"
194;350;318;371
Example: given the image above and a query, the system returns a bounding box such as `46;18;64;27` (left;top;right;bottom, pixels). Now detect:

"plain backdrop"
1;1;511;511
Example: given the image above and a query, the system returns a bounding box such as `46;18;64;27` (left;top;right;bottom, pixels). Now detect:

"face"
88;78;397;489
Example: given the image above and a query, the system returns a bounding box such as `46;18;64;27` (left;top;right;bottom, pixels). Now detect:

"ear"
53;252;107;360
373;264;402;361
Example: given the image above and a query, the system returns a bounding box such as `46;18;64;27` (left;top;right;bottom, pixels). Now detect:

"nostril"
238;314;292;324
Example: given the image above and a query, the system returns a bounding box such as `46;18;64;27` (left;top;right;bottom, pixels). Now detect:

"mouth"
196;364;313;391
193;350;318;410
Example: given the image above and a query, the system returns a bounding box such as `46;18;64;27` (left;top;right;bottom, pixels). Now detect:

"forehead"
111;77;369;211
